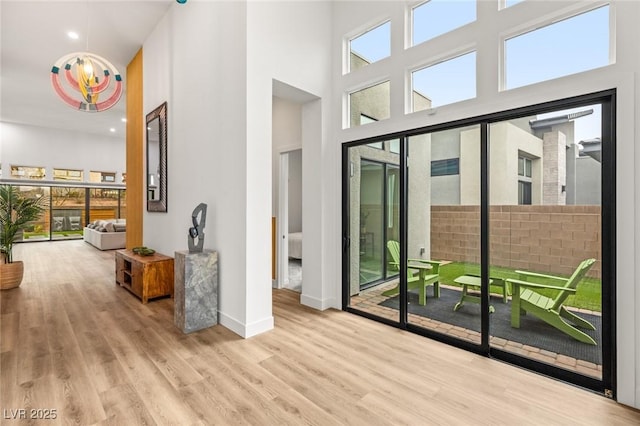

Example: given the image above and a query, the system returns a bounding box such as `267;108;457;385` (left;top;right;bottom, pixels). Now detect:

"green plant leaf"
0;185;48;263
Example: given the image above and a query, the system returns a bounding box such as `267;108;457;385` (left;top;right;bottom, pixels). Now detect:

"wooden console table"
115;249;174;303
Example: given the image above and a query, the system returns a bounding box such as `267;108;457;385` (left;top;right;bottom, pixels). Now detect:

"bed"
289;232;302;259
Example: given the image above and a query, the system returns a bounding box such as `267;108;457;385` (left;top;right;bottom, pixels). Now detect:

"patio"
350;280;602;379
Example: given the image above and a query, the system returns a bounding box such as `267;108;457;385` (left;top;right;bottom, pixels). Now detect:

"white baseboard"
300;293;336;311
245;316;274;338
218;311;274;338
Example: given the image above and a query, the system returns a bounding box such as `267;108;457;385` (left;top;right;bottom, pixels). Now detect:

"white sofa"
83;219;126;250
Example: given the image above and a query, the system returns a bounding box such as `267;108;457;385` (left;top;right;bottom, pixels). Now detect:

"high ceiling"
0;1;173;139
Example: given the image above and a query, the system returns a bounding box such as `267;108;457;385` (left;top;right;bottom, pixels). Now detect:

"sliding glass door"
11;186;50;242
346;140;400;320
488;103;606;381
405;125;483;343
2;184;126;243
51;186;86;240
343;91;615;394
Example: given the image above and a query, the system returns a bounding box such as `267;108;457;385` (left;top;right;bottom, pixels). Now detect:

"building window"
10;165;46;180
431;158;459;176
90;171;116;183
411;51;476;111
518;156;532;205
412;0;476;47
504;5;610;90
349;21;390;72
518;156;532;178
389;139;400;154
518;181;532;205
53;168;83;182
349;81;390;128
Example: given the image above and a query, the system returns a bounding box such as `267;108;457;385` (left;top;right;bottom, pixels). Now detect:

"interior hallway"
1;240;639;425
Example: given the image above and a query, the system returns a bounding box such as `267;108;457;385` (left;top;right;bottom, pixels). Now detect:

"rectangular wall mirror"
146;102;168;212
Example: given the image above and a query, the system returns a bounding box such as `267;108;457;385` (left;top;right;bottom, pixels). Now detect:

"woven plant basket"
0;261;24;290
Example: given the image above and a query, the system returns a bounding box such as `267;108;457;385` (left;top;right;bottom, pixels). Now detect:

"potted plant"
1;185;47;290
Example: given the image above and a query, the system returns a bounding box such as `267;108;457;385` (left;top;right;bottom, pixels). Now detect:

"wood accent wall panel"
126;48;144;249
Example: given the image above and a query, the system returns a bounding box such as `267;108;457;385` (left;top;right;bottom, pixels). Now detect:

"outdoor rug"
379;287;601;364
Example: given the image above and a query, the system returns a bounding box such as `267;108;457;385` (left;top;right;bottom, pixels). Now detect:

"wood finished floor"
1;240;639;425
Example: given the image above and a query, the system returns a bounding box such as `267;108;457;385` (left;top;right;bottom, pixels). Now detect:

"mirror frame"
146;102;168;212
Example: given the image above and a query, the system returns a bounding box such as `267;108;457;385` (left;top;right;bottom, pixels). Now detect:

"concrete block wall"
431;205;481;265
431;205;601;278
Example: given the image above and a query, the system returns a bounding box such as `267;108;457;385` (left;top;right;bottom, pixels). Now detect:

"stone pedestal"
174;249;218;333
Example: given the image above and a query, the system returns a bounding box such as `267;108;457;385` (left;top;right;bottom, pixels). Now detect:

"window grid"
342;2;612;128
431;158;460;177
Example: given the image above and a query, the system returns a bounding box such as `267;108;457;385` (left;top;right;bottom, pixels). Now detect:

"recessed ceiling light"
109;128;116;132
121;118;127;122
67;31;79;40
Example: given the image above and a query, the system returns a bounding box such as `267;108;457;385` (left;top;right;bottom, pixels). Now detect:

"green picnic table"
452;275;508;313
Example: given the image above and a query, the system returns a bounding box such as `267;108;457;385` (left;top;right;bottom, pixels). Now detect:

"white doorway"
272;79;320;298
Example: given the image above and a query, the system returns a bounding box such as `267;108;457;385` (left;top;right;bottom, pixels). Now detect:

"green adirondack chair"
381;240;441;305
506;258;597;345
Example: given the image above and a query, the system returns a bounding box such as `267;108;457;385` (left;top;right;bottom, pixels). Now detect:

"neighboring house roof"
529;108;602;162
528;109;594;129
576;137;602;162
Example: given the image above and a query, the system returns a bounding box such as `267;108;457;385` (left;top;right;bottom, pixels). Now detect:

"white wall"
142;1;333;337
143;1;254;336
575;156;602;205
332;0;639;409
490;122;543;205
431;176;460;205
0;122;125;182
430;121;463;206
247;0;334;312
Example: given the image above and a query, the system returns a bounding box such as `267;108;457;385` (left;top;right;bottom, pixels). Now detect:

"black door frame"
342;89;616;396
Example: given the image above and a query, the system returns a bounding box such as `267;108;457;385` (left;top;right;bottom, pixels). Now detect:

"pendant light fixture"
50;3;122;112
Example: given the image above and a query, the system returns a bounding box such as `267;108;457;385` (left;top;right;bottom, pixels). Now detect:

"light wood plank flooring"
1;240;639;425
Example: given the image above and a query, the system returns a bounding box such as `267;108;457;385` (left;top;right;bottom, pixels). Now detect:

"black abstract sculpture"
188;203;207;253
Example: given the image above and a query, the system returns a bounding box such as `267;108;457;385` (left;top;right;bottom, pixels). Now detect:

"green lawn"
437;262;602;312
23;230;84;239
359;256;601;312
